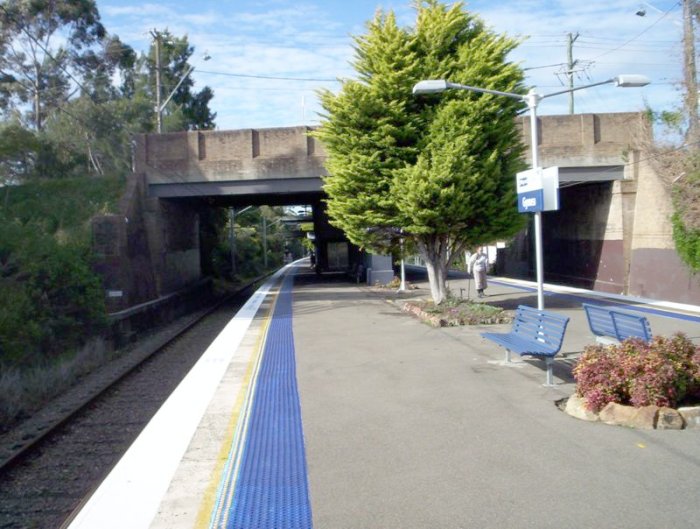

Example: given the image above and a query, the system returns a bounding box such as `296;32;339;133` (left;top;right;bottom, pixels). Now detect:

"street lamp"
413;75;649;309
263;217;285;269
155;53;211;133
230;205;253;277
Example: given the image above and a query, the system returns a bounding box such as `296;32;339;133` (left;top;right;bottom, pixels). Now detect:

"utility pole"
229;208;236;277
567;32;579;114
262;217;268;269
682;0;699;145
150;29;163;133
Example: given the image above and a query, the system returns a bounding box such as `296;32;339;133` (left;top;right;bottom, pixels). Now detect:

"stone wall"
627;152;700;303
91;173;158;311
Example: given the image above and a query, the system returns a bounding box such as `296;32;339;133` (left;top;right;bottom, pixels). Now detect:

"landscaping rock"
564;395;599;422
599;403;658;429
656;407;685;430
402;303;443;327
678;406;700;430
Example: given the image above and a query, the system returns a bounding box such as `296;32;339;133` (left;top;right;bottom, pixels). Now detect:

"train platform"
68;262;700;529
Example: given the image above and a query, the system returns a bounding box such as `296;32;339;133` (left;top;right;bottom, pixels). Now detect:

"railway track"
0;283;259;529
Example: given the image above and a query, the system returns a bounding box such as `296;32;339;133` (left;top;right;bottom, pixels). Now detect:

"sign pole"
527;90;545;310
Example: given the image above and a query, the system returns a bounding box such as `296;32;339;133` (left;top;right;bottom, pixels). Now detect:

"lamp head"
412;79;448;95
613;74;650;88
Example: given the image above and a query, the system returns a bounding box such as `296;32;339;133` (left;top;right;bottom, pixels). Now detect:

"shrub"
0;223;106;362
573;334;700;412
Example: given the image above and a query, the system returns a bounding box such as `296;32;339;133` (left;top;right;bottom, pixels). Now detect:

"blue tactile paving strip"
210;271;313;529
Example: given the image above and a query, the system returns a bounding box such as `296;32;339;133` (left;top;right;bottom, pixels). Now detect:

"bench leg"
544;357;555;387
489;348;525;369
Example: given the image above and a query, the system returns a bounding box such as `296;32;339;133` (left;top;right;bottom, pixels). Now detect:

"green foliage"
671;159;700;271
0;280;42;362
0;8;215;178
143;31;216;132
0;0;106;130
201;206;292;281
0;122;41;184
573;334;700;412
0;177;122;363
672;212;700;271
1;176;124;242
0;223;107;362
394;96;525;245
40;96;134;177
25;241;107;353
313;0;526;303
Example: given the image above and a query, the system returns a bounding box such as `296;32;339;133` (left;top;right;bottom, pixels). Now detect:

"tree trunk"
418;235;450;304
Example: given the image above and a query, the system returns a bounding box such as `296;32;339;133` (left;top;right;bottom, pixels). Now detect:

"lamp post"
153;44;211;133
398;235;406;292
230;205;253;277
263;217;284;269
413;75;649;309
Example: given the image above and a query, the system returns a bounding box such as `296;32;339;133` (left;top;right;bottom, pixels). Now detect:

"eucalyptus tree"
314;0;526;303
39;34;139;176
0;0;106;130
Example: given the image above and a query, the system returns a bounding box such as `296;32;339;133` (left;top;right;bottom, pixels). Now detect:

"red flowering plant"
573;333;700;413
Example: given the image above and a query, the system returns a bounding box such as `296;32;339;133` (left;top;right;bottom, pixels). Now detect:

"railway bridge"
91;112;700;310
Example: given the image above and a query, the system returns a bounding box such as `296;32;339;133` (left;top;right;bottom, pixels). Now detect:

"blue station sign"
518;189;544;212
516;167;560;213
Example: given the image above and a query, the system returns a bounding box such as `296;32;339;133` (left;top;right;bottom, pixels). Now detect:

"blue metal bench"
582;303;652;345
481;305;570;386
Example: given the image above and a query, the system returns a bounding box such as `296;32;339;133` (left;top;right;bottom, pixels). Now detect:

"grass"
1;175;125;242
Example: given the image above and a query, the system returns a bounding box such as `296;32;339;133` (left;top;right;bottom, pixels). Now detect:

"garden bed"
402;299;514;327
563;333;700;430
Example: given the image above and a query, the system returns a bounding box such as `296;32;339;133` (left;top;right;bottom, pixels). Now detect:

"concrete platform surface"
68;263;700;529
294;269;700;529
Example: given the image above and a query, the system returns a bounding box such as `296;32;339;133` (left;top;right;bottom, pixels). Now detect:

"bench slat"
582;303;652;343
480;332;555;356
480;305;570;385
611;311;652;341
584;307;617;337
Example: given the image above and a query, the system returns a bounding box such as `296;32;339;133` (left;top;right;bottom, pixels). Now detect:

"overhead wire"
196;69;338;83
590;2;681;60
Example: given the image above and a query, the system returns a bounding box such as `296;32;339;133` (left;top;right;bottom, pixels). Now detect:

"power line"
197;69;338;82
523;63;566;71
591;2;681;60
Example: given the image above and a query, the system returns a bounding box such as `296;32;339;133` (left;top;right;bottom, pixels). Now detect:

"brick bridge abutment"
91;113;700;311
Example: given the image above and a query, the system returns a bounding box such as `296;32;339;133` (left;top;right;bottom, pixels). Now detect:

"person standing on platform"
468;248;489;298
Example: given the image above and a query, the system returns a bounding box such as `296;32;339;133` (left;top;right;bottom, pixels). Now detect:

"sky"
96;0;685;131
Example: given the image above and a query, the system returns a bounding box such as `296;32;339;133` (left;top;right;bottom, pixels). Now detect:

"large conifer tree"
314;0;527;303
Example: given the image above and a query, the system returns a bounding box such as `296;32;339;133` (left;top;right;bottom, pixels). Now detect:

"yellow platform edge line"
193;281;282;529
